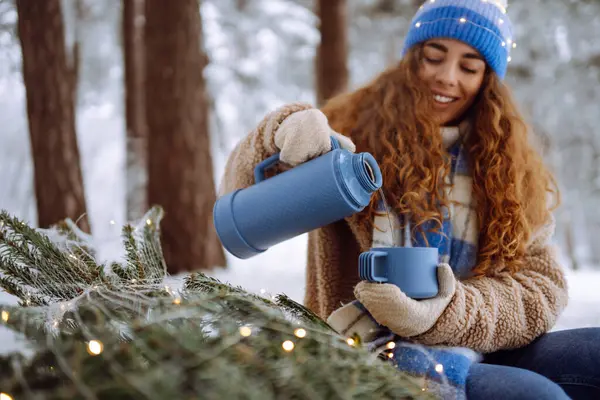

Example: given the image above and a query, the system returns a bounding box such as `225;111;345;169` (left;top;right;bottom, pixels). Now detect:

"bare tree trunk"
316;0;349;107
123;0;148;222
145;0;226;273
16;0;90;232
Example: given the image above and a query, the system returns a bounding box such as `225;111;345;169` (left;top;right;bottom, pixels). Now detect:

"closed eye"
425;57;442;64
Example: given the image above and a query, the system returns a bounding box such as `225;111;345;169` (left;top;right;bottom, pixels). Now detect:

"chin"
438;110;468;126
435;114;456;126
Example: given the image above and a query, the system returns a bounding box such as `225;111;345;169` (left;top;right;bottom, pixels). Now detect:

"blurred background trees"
1;0;599;272
16;0;89;233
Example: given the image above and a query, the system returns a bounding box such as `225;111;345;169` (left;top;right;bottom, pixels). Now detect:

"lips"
432;90;458;105
434;94;456;104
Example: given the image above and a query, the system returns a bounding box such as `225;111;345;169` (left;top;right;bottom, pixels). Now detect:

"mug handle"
362;250;388;283
253;136;341;183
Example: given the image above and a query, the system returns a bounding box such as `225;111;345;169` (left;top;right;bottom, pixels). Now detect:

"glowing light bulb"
415;22;422;28
346;338;355;346
1;393;14;400
459;17;467;23
294;328;307;338
87;340;104;355
146;219;152;226
435;363;444;373
386;341;396;349
239;326;252;337
282;340;295;351
1;310;8;322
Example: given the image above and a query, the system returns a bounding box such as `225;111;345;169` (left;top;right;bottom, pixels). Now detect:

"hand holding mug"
355;263;456;337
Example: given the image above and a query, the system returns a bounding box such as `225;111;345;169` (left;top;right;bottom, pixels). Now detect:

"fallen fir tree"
0;206;433;399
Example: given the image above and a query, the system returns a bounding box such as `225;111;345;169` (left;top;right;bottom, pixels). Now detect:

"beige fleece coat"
217;102;569;354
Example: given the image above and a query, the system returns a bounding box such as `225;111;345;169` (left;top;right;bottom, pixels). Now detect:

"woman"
219;0;600;398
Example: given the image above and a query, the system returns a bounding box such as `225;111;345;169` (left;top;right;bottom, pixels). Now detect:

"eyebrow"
425;42;484;61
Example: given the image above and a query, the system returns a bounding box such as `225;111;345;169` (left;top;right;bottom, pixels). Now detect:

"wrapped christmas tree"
0;207;433;399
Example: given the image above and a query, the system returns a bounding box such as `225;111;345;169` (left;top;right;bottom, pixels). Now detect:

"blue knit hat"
402;0;514;79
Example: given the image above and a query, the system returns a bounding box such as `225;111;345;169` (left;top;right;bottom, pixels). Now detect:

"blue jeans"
466;328;600;399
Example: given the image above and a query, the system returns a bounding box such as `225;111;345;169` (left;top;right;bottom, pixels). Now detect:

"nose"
435;63;458;87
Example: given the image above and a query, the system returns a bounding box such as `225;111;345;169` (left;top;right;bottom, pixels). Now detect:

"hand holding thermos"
274;109;356;166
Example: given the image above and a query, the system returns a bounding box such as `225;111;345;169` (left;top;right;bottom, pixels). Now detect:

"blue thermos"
214;137;383;259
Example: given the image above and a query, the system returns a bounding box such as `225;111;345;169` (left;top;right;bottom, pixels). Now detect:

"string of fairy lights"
0;213;451;399
0;280;449;399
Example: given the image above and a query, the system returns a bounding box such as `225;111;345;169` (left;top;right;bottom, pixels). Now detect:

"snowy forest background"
0;0;599;353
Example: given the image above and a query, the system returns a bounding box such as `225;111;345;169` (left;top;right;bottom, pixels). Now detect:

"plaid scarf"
372;125;479;279
328;126;481;399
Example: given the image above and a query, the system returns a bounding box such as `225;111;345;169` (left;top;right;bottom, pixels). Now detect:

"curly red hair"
320;45;560;276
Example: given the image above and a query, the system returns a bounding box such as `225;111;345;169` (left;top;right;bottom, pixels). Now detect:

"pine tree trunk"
316;0;349;107
16;0;90;232
145;0;226;273
123;0;148;222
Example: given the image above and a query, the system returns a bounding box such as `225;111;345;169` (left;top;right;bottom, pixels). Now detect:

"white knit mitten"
326;302;380;343
274;109;355;167
354;264;456;337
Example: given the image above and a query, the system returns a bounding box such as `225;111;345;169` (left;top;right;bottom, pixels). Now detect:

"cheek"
462;78;484;104
418;64;435;82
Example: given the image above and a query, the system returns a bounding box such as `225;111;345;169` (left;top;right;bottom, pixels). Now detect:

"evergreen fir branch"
0;227;42;270
0;276;45;305
130;206;168;283
0;252;39;289
275;294;334;331
122;224;146;281
0;248;82;303
54;219;96;259
0;305;54;341
0;212;85;290
70;246;104;283
110;262;134;282
0;290;431;399
0;209;434;399
136;222;167;283
0;211;113;304
0;211;71;270
184;272;274;307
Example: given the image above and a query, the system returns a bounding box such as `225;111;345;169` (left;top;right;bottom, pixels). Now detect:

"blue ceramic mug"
359;247;439;299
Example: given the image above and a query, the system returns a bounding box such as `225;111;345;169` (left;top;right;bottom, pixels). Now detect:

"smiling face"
418;39;487;126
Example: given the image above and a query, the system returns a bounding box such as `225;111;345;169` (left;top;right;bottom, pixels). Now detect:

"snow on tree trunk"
16;0;90;233
145;0;226;273
316;0;349;107
123;0;148;222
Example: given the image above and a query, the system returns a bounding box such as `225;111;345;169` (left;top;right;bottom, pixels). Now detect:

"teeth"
434;94;455;104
